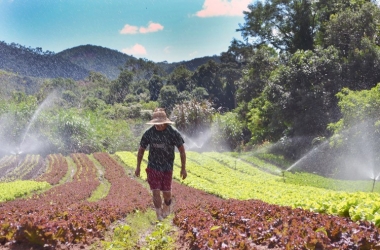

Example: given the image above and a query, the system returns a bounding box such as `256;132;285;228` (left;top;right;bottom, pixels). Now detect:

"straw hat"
146;108;174;125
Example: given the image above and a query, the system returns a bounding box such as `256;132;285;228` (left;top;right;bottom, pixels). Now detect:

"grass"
87;154;111;202
63;156;76;183
98;209;176;250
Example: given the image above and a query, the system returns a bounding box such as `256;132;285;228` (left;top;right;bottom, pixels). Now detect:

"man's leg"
152;189;163;221
162;191;172;218
146;168;164;221
161;170;173;218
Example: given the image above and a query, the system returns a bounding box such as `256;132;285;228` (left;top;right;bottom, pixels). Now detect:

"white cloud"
120;22;164;34
120;24;139;34
121;44;147;55
195;0;252;17
189;51;199;57
164;46;172;54
139;22;164;33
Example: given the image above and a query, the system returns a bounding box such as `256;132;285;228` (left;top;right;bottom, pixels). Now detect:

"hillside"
57;44;134;80
57;45;221;77
0;41;89;80
0;41;222;83
157;55;221;73
0;70;45;97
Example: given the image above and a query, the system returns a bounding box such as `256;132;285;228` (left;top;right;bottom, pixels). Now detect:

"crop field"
0;151;380;249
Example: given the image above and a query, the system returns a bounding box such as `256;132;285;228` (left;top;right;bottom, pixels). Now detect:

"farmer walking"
135;108;187;221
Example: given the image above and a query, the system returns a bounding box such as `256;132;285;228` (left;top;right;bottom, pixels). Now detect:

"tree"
83;97;106;112
238;0;316;53
323;2;380;90
219;39;251;110
38;78;77;98
235;46;278;104
191;87;209;101
148;74;164;101
314;0;373;45
192;60;223;107
109;70;134;104
329;84;380;132
123;58;164;82
324;2;380;56
168;65;194;92
62;90;79;108
247;46;343;142
87;71;108;84
157;85;178;113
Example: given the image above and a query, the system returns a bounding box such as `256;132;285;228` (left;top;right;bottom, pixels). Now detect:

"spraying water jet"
0;92;57;158
18;92;56;152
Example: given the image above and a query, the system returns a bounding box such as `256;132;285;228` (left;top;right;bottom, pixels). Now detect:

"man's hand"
135;167;141;177
180;168;187;180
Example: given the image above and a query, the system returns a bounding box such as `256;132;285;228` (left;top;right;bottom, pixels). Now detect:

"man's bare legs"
152;190;172;220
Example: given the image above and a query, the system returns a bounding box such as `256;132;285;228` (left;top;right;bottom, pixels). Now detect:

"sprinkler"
372;173;380;192
282;170;286;183
15;148;22;167
372;178;376;192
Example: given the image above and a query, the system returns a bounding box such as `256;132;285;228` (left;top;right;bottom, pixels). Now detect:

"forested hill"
0;41;89;80
0;41;222;81
57;45;134;80
157;55;221;72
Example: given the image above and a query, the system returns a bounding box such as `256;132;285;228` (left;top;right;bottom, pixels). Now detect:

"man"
135;108;187;221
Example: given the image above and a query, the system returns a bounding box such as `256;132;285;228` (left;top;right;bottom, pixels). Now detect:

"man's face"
154;124;167;131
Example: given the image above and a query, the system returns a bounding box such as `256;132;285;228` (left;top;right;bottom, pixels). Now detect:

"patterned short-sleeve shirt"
140;125;184;172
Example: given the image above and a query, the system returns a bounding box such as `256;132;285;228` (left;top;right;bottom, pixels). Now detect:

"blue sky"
0;0;254;63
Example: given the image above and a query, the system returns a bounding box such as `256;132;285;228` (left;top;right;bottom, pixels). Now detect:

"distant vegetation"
0;0;379;178
0;41;89;80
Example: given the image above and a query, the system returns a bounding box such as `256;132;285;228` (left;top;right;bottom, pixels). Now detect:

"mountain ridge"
0;41;221;81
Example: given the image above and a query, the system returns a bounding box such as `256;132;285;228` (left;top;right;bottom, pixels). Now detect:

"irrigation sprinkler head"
372;176;378;192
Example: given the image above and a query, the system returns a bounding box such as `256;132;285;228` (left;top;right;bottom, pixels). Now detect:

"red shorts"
146;168;173;191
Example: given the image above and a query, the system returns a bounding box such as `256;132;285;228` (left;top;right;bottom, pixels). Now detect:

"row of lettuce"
116;151;380;226
1;151;380;227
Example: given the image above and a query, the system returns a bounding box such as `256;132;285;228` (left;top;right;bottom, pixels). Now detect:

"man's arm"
178;145;187;180
135;146;145;177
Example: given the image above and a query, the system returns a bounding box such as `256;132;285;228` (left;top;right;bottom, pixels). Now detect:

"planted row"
114;150;380;249
0;153;152;248
0;180;50;202
176;151;380;226
174;199;380;249
36;154;68;185
0;154;45;182
0;155;18;179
